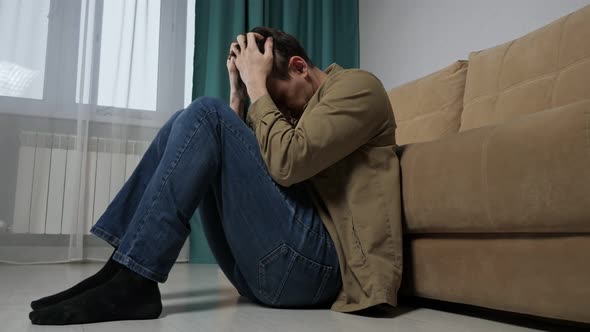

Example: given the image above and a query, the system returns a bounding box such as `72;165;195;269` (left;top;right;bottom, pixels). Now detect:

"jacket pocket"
258;243;333;307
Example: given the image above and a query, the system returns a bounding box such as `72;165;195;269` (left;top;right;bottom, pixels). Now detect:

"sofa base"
400;235;590;323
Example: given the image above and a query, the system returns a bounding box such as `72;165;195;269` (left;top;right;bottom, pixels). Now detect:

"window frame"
0;0;190;128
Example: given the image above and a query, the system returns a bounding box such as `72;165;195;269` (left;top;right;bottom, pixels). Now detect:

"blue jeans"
90;97;342;308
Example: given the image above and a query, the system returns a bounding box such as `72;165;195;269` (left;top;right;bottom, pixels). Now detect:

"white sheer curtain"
0;0;195;264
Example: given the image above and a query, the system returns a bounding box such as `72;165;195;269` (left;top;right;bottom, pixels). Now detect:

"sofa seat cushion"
397;100;590;234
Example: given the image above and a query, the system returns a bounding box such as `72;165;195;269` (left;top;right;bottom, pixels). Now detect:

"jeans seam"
112;250;167;283
312;264;333;305
293;217;334;247
126;107;215;255
218;116;335;247
90;225;121;247
258;244;297;304
219;117;286;197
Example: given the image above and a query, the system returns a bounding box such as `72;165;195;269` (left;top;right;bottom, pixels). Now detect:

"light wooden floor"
0;263;576;332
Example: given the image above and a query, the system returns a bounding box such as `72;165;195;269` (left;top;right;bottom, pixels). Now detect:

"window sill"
0;96;177;129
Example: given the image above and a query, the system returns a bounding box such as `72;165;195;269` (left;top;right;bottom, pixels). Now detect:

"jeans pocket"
258;243;333;307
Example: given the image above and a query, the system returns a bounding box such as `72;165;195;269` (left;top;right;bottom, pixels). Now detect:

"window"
0;0;51;100
0;0;195;125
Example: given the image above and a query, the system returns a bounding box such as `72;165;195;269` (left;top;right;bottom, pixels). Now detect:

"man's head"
247;27;327;120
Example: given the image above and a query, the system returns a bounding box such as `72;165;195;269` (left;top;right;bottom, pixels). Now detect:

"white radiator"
12;131;150;235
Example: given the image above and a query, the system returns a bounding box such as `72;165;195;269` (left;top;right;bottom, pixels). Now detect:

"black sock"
30;250;121;310
29;263;162;325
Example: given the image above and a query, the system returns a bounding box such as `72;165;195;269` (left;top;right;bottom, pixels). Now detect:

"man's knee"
177;97;225;123
189;96;226;112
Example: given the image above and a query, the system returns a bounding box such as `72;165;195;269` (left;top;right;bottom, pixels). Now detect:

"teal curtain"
189;0;359;263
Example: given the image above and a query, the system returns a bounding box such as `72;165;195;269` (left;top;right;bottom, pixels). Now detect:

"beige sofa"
388;5;590;324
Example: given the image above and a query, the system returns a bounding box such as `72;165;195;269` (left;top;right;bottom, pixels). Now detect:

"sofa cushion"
387;61;468;145
397;100;590;234
461;4;590;131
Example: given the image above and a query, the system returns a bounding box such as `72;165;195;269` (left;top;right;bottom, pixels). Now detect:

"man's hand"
233;32;273;103
227;43;248;117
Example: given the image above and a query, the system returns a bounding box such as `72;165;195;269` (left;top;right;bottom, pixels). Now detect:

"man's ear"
289;56;307;75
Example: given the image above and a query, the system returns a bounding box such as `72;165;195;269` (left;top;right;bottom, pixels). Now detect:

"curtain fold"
189;0;359;263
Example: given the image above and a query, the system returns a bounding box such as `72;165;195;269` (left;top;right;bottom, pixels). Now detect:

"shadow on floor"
160;294;253;317
400;296;589;332
161;287;236;300
347;304;416;319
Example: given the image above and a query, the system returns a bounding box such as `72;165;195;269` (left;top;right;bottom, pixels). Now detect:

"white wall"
359;0;590;89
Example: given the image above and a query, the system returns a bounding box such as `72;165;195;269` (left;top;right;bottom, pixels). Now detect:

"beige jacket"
246;63;402;312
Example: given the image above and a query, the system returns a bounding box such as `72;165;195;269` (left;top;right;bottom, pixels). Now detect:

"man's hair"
249;27;314;80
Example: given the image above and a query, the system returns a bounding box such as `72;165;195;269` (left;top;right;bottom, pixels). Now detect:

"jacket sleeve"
246;71;389;187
